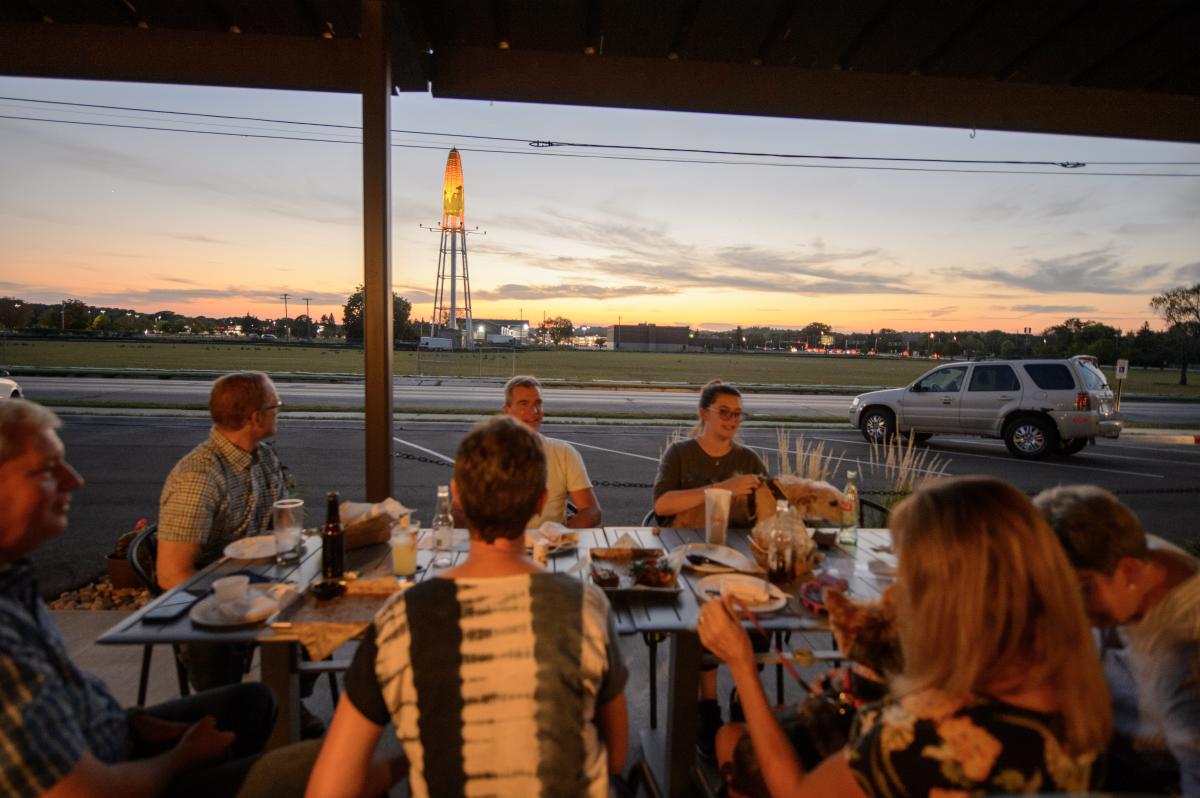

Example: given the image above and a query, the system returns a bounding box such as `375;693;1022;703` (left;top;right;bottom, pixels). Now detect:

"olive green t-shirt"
652;438;767;527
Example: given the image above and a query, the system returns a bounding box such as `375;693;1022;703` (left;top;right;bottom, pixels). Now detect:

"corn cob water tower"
428;147;477;349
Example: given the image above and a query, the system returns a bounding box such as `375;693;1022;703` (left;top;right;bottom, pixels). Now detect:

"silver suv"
848;356;1123;459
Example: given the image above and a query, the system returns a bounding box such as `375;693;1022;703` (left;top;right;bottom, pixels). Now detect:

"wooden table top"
98;526;896;646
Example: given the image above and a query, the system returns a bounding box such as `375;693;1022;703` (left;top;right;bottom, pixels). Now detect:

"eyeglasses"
261;400;284;412
713;407;745;421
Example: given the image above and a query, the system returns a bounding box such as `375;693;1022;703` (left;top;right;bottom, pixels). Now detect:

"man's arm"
305;695;397;798
43;717;233;798
596;691;628;774
566;487;601;528
155;540;202;591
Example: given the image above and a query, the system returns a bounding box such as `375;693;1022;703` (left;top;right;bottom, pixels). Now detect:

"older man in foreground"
0;399;283;797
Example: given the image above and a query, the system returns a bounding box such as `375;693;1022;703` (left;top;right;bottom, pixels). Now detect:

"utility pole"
280;293;290;339
61;301;66;330
302;297;312;339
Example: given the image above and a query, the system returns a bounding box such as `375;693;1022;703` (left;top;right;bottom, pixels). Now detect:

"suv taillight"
1075;392;1090;410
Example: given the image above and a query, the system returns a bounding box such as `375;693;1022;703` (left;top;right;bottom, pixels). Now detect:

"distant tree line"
0;297;341;341
4;283;1196;383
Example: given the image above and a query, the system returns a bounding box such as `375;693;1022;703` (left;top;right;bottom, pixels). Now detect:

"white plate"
677;543;761;574
189;587;280;627
696;574;788;614
223;535;276;560
868;559;899;578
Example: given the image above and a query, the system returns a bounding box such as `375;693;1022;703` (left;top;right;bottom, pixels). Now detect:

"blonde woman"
699;475;1110;797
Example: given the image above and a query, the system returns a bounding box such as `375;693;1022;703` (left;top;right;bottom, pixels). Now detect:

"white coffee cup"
213;575;249;605
704;488;732;545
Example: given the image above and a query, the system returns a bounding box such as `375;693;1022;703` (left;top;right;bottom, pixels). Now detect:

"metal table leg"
261;641;300;749
639;630;702;798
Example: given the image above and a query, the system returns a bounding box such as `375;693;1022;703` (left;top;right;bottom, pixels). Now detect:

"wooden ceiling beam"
0;20;364;92
431;45;1200;143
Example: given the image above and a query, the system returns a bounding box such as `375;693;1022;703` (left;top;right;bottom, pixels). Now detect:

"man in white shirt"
502;376;601;528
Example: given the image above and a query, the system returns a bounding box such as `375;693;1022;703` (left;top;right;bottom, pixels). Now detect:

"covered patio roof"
3;0;1197;497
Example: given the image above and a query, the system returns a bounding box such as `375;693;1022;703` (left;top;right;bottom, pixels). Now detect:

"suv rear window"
1023;363;1076;390
1076;360;1109;391
969;365;1021;392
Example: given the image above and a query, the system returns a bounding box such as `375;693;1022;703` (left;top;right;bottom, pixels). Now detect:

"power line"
1;111;1198;178
4;94;1197;167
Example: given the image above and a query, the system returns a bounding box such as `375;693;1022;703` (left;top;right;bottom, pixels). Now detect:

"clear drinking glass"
271;498;304;564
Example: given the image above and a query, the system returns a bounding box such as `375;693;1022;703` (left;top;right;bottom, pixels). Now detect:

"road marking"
567;439;661;462
392;436;454;463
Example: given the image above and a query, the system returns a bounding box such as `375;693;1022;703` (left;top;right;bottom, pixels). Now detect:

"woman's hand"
718;474;761;496
698;595;755;671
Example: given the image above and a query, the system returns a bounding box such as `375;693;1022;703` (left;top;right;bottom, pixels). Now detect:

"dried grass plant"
773;430;837;482
861;432;952;508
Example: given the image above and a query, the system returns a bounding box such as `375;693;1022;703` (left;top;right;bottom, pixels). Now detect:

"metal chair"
126;522;192;706
859;498;890;528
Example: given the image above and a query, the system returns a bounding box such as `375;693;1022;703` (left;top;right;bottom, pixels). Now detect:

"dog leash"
729;595;815;695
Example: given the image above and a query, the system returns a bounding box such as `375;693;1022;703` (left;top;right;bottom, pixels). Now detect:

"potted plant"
106;518;148;589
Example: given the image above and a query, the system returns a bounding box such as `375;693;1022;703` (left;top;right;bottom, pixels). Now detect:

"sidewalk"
1121;427;1200;445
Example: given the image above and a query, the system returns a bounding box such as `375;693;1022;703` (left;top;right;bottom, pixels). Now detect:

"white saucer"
190;587;280;627
696;574;788;614
223;535;276;559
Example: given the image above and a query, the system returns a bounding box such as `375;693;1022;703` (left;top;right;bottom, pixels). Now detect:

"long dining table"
97;525;896;796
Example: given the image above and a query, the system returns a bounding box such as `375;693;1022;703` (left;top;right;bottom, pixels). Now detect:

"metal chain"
391;451;1200;494
392;450;455;468
591;479;656;489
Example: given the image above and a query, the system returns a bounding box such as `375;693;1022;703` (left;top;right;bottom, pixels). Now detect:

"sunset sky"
2;75;1198;334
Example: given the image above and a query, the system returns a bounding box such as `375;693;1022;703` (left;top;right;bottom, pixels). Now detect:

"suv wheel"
1058;438;1087;456
860;408;895;444
1003;416;1057;460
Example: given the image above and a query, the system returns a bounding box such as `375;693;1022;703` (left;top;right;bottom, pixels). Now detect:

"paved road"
18;376;1200;424
37;414;1200;599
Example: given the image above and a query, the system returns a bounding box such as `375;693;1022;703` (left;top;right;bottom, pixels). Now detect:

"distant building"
471;318;530;344
607;323;695;352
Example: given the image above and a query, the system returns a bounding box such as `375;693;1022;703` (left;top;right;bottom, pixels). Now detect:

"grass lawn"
4;339;1198;398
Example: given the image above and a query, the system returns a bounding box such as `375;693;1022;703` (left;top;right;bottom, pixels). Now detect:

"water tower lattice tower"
429;148;477;349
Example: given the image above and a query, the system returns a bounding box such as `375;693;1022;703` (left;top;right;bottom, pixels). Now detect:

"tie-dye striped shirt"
345;572;627;798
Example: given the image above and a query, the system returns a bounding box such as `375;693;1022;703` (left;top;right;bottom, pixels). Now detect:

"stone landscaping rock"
49;578;151;611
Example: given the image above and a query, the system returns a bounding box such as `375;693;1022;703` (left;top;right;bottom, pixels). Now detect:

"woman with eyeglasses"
652;379;768;759
652;380;766;529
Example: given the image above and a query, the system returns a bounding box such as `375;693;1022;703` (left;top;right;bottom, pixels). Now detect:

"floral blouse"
846;689;1099;797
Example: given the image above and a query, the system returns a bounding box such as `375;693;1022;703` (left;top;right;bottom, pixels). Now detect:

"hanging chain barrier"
393;450;1200;500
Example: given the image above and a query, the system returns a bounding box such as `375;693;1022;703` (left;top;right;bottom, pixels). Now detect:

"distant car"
0;375;21;399
847;356;1122;459
261;333;278;341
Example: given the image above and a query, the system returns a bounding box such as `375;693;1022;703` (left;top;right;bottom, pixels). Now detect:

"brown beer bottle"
322;491;345;580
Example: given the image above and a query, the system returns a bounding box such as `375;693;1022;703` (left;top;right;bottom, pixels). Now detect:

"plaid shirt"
0;560;130;794
158;427;286;566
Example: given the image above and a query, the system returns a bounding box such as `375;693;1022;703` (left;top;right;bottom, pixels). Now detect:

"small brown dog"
668;475;845;528
825;586;903;677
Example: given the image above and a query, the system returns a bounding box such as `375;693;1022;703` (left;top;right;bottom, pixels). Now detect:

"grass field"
4;339;1198;397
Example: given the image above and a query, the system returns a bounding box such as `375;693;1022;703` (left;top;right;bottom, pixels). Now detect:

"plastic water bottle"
767;499;795;584
432;485;454;567
839;470;859;546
